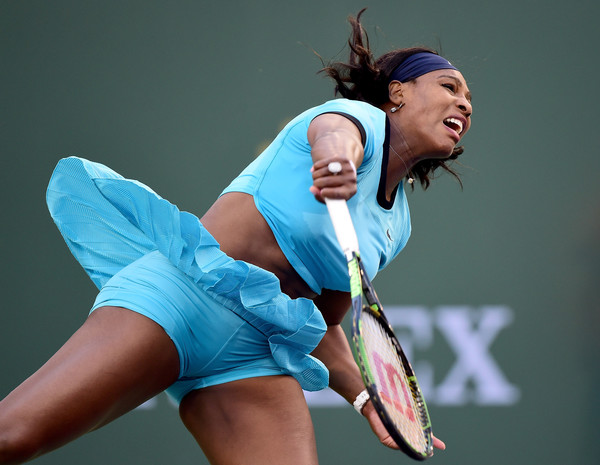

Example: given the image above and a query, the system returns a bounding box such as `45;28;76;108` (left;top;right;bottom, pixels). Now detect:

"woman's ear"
388;80;404;106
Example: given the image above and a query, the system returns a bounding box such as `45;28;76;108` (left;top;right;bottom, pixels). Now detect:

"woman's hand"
362;401;446;453
307;113;363;203
309;156;357;203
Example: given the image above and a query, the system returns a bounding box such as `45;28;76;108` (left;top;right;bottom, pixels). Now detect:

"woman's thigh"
93;251;287;404
179;375;318;465
0;306;180;462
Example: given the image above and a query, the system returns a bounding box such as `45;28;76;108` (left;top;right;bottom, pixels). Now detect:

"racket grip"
325;198;360;258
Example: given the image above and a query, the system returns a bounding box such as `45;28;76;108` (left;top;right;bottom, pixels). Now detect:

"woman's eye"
442;83;455;92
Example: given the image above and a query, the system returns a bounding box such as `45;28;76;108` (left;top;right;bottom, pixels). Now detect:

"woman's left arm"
311;289;404;449
309;288;364;404
311;289;446;452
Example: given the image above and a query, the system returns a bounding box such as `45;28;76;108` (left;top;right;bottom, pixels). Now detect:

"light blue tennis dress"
46;99;411;404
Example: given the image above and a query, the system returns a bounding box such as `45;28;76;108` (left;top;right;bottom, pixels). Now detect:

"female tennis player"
0;9;471;464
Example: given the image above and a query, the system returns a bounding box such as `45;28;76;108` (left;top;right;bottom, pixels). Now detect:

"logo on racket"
372;351;416;422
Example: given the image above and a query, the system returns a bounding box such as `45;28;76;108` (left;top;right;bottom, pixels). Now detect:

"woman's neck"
387;119;417;196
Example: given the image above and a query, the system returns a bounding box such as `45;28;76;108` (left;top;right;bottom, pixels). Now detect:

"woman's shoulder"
311;98;383;117
298;98;386;142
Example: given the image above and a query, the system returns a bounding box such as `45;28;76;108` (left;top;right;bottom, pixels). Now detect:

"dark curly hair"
320;8;464;189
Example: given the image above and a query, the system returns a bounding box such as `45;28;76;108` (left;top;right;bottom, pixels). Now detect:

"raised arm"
307;113;364;203
306;112;367;405
307;113;431;450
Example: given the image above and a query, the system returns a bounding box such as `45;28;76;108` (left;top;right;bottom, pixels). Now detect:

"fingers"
362;402;401;450
363;402;446;455
432;434;446;450
310;157;357;203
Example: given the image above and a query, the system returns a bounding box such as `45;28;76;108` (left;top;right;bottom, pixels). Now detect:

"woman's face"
393;69;472;159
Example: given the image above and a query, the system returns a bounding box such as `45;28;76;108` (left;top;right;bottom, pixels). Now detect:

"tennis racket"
325;198;433;461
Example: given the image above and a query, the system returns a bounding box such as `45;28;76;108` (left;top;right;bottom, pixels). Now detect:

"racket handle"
325;198;360;259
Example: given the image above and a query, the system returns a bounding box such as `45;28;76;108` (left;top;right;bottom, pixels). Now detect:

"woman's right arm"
307;113;364;203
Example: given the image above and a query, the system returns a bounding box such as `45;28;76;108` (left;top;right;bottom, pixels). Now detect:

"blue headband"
389;52;458;83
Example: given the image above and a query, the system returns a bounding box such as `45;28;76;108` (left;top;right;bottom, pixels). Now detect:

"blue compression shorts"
91;250;286;404
47;157;328;400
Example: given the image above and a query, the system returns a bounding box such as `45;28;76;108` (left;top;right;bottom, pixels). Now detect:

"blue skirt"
46;157;328;398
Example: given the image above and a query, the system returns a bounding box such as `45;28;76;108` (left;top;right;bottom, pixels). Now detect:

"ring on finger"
328;161;343;174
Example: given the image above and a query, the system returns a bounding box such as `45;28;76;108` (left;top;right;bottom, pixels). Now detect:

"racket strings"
360;311;430;454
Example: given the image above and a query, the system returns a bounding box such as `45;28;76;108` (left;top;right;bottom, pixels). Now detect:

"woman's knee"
0;420;45;464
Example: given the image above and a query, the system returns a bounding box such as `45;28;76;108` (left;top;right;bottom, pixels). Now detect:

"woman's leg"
179;375;319;465
0;306;180;464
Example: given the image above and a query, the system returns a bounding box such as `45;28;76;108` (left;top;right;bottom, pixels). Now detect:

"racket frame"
325;199;433;461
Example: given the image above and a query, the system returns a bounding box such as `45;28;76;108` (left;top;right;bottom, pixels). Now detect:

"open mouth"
443;117;464;135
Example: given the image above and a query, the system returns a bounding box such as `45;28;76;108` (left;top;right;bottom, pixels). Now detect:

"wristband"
353;389;370;415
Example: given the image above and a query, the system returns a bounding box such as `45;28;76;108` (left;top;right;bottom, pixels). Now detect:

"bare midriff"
200;192;317;300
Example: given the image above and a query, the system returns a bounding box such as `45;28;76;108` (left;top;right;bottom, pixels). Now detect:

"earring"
390;102;404;113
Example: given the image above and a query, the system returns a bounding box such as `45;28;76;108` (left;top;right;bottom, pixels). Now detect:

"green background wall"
2;1;598;464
